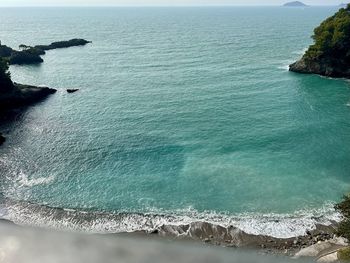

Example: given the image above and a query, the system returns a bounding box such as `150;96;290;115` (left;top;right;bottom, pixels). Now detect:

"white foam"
292;48;308;56
16;171;55;187
277;59;295;71
277;48;307;71
1;200;340;239
277;64;290;71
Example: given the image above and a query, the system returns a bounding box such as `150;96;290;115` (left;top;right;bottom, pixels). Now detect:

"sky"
0;0;345;6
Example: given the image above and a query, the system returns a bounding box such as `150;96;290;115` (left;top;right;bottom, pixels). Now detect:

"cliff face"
289;57;350;78
0;83;57;111
289;4;350;78
0;57;56;111
0;57;14;92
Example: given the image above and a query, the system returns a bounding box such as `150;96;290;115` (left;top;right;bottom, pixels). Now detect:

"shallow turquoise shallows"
0;7;350;237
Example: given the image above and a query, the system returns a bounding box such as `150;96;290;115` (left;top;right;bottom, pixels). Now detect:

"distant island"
283;1;307;7
289;4;350;78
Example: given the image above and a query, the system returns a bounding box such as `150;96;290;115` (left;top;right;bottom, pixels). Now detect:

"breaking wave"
0;198;340;239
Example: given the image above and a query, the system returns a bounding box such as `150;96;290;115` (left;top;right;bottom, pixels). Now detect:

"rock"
0;83;56;111
9;50;43;65
317;252;339;262
1;39;91;66
149;229;159;234
289;4;350;78
0;45;13;57
34;39;91;51
294;237;348;260
0;133;5;146
67;89;79;93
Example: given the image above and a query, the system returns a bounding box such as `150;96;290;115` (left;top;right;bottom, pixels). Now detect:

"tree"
19;44;32;51
305;4;350;60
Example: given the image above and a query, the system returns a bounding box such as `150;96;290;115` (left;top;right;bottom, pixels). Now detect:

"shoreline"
0;209;341;257
0;198;343;257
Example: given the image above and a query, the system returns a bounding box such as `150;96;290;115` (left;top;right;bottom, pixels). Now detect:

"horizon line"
0;4;343;7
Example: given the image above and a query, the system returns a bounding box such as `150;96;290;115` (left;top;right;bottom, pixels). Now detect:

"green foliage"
338;247;350;262
304;4;350;60
336;194;350;241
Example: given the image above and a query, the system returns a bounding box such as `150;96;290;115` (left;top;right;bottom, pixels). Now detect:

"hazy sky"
0;0;345;6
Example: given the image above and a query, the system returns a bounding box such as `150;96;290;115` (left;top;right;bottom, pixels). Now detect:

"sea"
0;6;349;238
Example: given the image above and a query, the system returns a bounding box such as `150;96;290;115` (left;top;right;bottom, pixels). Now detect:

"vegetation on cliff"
290;4;350;77
336;194;350;241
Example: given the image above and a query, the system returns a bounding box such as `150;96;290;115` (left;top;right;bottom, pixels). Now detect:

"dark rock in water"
67;89;79;93
0;58;56;110
35;39;91;51
1;39;91;66
9;50;44;65
0;133;5;145
283;1;307;7
0;45;13;57
290;4;350;78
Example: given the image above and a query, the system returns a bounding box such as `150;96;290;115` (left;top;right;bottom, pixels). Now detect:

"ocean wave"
0;199;340;239
16;171;55;187
277;48;308;71
292;48;308;56
277;60;294;71
277;64;290;71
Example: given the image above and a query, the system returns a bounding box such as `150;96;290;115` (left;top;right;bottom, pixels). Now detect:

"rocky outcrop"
34;39;91;51
0;45;13;57
294;236;348;262
152;221;338;255
9;50;44;65
289;4;350;78
0;83;56;111
0;133;5;146
289;57;350;78
67;89;79;93
0;56;56;111
0;39;91;65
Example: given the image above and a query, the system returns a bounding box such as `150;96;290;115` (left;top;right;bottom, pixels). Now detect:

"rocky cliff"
289;4;350;78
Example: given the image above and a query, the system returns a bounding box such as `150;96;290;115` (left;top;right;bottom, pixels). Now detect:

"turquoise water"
1;7;350;237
